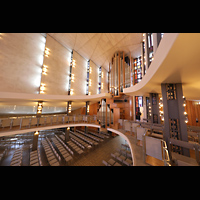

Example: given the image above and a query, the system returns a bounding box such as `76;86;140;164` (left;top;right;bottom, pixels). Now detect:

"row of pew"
30;148;42;166
41;138;60;166
10;148;23;166
102;143;133;166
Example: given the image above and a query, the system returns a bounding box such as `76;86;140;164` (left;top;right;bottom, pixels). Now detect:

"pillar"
85;101;90;133
67;101;72;115
86;101;89;115
161;83;190;157
65;127;70;143
32;131;39;151
149;93;161;124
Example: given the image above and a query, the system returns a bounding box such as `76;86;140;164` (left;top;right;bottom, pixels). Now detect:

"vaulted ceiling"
48;33;143;71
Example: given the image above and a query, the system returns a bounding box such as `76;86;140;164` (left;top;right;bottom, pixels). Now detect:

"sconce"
70;89;74;95
159;97;164;121
72;59;76;68
40;83;46;94
68;103;72;113
44;47;50;57
37;102;43;114
42;65;48;75
101;83;104;89
71;74;75;82
183;96;188;123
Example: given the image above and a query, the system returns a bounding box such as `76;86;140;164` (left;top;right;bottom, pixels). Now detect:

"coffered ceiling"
48;33;143;71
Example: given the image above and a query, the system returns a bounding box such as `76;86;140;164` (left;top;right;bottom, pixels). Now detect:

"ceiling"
48;33;143;71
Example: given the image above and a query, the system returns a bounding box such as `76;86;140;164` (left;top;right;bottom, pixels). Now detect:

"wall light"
34;131;39;135
70;89;74;95
72;59;76;68
68;103;72;113
44;47;50;57
101;82;104;89
40;83;46;94
42;65;48;75
37;102;43;114
89;79;92;86
71;74;75;82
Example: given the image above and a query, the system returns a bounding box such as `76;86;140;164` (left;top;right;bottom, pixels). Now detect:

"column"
149;93;161;124
161;83;190;157
85;101;90;133
32;131;39;151
65;127;70;143
36;101;43;117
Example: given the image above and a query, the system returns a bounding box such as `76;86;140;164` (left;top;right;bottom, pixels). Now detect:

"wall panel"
185;100;200;127
0;33;45;94
70;51;87;95
41;35;71;95
101;67;108;93
89;60;99;95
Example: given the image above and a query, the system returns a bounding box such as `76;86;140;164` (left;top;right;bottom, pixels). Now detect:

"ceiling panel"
48;33;143;71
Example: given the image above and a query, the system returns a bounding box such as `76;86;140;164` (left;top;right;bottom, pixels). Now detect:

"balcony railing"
0;114;98;133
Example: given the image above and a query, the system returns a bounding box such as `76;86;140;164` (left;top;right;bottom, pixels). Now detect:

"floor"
0;131;128;166
71;135;125;166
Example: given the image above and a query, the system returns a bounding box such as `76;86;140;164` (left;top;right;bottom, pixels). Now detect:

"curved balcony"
0;114;144;165
124;33;200;100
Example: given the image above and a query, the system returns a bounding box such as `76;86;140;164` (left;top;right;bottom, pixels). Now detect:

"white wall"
70;51;87;96
89;60;99;95
101;67;108;93
41;35;71;95
0;33;45;94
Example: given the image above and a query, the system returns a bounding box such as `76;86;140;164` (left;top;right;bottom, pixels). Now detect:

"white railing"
0;114;98;132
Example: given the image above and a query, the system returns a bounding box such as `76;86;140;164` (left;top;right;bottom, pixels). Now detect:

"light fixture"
42;65;48;75
72;59;76;68
44;47;50;57
182;96;188;123
70;89;74;95
89;79;92;86
40;83;46;94
159;97;164;121
34;131;39;135
68;102;72;113
89;67;92;74
87;105;90;113
37;102;43;114
71;74;75;82
101;83;104;89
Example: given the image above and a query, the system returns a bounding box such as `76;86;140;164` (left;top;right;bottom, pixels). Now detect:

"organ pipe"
109;51;130;97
